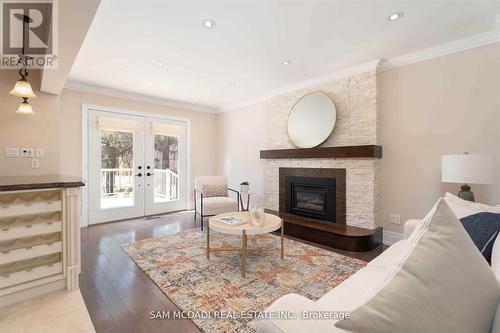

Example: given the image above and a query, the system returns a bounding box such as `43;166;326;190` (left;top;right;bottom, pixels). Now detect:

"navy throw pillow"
460;212;500;264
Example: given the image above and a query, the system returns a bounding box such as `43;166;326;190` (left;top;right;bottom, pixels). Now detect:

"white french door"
88;110;187;224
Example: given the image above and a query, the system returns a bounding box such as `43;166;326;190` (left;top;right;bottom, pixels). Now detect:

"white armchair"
193;176;240;231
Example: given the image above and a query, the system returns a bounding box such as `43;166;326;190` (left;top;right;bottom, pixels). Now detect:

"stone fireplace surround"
263;70;380;230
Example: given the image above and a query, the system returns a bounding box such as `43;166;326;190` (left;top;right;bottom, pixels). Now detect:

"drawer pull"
25;225;33;228
1;228;9;232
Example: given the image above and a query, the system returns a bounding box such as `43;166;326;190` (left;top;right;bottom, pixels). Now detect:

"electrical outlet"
31;159;40;169
390;214;401;225
36;148;44;157
21;148;34;158
5;147;19;157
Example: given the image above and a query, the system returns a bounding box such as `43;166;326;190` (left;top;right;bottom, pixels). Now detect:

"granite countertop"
0;175;85;192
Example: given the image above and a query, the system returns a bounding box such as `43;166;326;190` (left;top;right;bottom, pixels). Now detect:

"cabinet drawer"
0;262;62;289
0;221;62;241
0;241;62;264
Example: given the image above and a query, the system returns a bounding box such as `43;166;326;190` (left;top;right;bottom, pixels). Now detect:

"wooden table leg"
281;220;284;260
206;222;210;259
242;230;247;277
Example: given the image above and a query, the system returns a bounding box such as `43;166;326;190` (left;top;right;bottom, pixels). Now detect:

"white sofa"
258;218;500;333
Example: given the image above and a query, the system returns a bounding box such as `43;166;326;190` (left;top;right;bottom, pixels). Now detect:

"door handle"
146;172;154;176
136;173;142;177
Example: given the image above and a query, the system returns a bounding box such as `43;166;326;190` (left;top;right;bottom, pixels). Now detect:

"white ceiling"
68;0;500;111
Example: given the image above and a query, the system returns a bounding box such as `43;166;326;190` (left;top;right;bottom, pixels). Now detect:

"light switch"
5;147;19;157
31;159;40;169
21;148;34;158
36;148;44;157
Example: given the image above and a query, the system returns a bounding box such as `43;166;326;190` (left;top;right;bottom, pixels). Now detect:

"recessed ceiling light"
203;19;216;28
282;60;291;66
387;11;403;22
156;61;165;67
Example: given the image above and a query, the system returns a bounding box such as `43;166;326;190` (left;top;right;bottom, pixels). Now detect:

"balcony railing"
100;168;178;201
154;169;179;201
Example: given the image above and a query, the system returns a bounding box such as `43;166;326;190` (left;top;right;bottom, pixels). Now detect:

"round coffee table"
207;212;284;277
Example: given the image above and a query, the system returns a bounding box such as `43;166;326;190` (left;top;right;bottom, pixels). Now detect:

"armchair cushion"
195;176;228;192
202;184;228;197
196;197;238;215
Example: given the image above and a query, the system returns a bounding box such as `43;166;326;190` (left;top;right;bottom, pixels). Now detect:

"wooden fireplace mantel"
260;145;382;159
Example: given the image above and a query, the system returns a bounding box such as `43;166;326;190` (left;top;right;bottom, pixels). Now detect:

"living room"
1;1;499;332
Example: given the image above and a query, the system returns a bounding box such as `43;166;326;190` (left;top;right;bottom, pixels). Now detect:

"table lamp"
441;153;493;202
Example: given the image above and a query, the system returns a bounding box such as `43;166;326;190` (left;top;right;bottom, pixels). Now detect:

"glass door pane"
145;119;187;215
100;130;135;209
88;110;145;224
153;134;179;202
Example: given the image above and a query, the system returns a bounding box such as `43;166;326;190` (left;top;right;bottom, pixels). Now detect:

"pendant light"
9;66;37;98
9;14;36;113
16;97;34;114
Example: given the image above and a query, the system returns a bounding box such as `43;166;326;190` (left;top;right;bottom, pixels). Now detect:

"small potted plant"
240;181;250;194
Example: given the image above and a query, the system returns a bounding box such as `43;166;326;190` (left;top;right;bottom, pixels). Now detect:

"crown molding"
64;80;217;114
220;59;381;112
380;30;500;71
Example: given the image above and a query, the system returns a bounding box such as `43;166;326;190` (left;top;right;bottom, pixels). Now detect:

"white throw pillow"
444;192;500;219
335;198;500;333
492;236;500;282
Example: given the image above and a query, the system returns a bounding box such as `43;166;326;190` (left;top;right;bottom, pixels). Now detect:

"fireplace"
279;167;346;225
274;167;381;252
285;176;336;222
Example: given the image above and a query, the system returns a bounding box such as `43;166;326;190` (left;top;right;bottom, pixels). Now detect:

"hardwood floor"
80;211;386;333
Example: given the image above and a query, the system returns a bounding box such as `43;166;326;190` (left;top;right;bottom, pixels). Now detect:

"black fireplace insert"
285;176;336;222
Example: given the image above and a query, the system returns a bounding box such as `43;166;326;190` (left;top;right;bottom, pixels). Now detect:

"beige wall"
215;103;267;195
0;72;217;208
378;42;500;232
216;42;500;234
0;70;61;176
59;89;218;206
2;42;499;232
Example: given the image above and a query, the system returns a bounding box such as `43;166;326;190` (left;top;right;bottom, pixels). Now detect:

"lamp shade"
441;154;493;184
16;99;34;114
9;79;37;98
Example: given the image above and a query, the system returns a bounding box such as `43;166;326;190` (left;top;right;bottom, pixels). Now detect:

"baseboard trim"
383;230;404;245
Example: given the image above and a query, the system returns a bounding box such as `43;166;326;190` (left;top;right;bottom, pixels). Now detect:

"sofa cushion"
317;265;391;310
196;197;238;215
492;235;500;282
258;293;345;333
367;240;406;268
445;192;500;263
335;198;500;333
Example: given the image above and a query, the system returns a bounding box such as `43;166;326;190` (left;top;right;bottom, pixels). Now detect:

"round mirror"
287;92;336;148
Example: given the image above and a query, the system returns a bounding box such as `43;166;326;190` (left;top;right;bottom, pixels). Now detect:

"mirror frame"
287;91;336;148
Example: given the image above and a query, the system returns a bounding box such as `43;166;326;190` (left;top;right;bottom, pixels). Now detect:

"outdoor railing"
101;168;133;197
154;169;179;200
100;168;178;201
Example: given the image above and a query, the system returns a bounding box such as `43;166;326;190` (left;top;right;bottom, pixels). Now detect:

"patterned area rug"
122;229;366;332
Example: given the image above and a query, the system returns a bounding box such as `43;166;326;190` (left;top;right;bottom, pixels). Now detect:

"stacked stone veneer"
264;71;380;229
